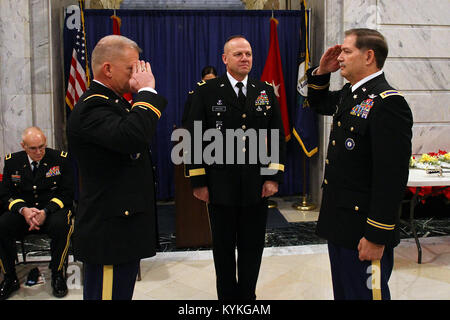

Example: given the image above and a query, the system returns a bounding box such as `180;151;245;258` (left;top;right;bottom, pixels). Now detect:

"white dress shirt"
351;70;383;92
226;72;248;97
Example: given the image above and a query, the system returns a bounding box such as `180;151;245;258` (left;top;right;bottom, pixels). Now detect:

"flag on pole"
261;17;290;141
292;1;318;157
111;12;133;103
64;0;90;114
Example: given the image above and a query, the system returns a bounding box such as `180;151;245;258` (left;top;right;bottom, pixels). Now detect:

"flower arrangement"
410;150;449;169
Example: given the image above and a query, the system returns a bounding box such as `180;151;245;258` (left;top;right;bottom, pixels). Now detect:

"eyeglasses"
26;144;46;152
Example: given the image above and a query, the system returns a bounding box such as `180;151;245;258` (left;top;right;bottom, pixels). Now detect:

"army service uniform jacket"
67;81;167;265
186;74;286;206
307;69;413;250
1;149;74;215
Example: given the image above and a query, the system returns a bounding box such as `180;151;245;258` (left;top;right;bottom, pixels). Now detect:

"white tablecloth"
407;169;450;187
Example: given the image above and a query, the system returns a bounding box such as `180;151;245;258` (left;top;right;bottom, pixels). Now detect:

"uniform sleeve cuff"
365;218;396;245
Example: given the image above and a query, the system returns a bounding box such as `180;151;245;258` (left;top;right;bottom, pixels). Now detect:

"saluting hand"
129;60;156;93
316;44;342;75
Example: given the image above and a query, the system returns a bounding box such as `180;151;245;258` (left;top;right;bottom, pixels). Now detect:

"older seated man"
0;127;74;300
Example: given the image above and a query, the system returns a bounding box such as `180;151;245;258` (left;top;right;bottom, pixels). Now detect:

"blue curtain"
82;9;308;200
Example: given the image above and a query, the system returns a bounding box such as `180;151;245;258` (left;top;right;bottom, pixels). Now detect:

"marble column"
0;0;33;161
0;0;74;172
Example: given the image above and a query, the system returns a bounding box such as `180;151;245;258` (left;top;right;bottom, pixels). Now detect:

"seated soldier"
0;127;74;300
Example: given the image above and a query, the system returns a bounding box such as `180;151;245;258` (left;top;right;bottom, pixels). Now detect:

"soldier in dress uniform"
307;28;413;300
186;35;286;300
0;127;74;299
67;35;167;300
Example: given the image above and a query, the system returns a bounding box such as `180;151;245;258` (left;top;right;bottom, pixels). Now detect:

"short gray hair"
91;35;142;72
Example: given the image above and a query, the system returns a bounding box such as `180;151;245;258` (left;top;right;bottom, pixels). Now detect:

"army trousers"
0;208;73;276
208;199;268;300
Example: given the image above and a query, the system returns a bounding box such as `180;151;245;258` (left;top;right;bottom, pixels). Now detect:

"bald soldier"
0;127;74;300
186;35;286;300
67;35;167;300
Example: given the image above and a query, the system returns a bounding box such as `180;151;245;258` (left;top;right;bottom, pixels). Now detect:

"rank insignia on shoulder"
5;153;12;160
197;80;206;86
60;151;68;158
380;90;403;99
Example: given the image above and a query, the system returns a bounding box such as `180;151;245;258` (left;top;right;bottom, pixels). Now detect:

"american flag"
65;27;88;110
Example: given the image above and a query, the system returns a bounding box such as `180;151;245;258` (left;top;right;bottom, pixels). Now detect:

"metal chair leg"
137;263;141;281
410;188;422;264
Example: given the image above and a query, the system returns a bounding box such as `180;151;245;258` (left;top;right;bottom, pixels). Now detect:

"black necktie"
236;82;246;108
31;161;38;176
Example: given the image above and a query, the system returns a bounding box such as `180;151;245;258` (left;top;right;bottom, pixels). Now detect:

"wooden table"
405;168;450;263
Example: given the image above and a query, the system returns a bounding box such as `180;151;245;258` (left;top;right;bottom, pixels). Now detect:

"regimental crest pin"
345;138;355;150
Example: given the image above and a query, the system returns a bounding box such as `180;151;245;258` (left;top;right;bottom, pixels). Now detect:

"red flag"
261;18;290;141
111;14;133;103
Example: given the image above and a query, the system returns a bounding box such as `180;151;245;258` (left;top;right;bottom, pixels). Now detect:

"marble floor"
4;236;449;301
3;197;450;301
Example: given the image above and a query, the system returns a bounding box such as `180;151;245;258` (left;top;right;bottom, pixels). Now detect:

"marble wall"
0;0;74;172
0;0;33;162
0;0;448;192
308;0;450;204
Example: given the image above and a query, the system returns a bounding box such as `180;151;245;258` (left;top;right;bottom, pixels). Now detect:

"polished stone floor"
3;197;450;301
4;236;450;301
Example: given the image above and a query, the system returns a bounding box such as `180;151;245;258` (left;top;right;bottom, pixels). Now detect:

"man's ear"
222;53;227;65
366;49;376;66
103;62;112;78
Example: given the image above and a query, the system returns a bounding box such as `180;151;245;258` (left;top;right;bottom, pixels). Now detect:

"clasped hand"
21;207;46;231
